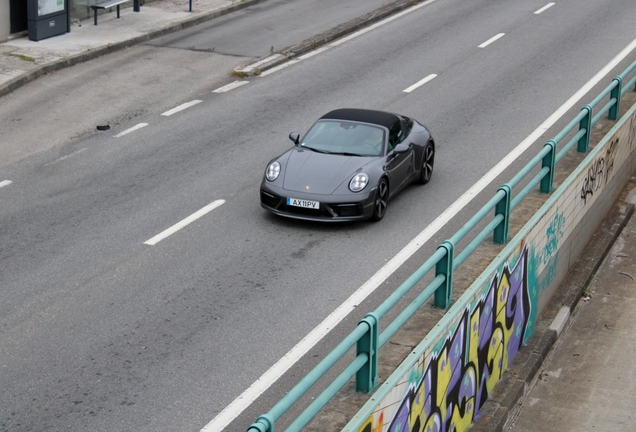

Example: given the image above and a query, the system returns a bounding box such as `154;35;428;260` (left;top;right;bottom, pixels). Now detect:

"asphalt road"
0;0;391;167
1;0;636;431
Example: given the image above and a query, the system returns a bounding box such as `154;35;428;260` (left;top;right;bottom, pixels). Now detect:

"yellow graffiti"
436;347;451;426
485;327;504;394
423;413;441;432
357;411;384;432
469;308;480;371
449;366;476;432
360;247;530;432
495;271;512;373
409;373;427;430
357;415;372;432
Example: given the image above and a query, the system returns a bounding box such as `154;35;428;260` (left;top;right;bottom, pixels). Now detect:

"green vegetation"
6;53;36;62
232;70;248;78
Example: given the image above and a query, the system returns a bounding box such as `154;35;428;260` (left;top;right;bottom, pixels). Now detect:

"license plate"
287;197;320;209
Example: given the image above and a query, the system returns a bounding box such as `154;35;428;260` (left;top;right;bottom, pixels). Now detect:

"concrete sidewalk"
506;180;636;432
469;175;636;432
0;0;251;98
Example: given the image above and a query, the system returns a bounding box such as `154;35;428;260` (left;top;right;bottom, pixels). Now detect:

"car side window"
388;120;404;151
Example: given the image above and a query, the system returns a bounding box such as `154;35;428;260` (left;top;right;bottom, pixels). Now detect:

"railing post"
493;185;511;244
540;140;557;193
578;105;593;153
609;76;622;120
247;414;275;432
434;241;454;309
355;313;379;393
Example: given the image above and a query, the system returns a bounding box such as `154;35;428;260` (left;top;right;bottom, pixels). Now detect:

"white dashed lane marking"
144;200;225;246
115;123;149;138
403;74;437;93
161;100;203;117
0;180;12;188
478;33;505;48
202;35;636;432
535;3;555;15
213;81;249;93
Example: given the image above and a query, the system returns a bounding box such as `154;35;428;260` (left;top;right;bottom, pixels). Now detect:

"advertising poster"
38;0;64;16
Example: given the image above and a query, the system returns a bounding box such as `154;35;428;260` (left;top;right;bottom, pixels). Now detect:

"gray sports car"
260;108;435;222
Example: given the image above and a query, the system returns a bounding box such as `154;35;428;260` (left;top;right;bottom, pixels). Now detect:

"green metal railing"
246;58;636;432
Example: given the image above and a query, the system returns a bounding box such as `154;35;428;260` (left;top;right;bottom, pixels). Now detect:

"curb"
469;177;636;432
234;0;418;75
1;0;422;97
0;0;268;98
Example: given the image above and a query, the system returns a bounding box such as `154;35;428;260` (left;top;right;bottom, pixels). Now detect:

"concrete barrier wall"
343;102;636;432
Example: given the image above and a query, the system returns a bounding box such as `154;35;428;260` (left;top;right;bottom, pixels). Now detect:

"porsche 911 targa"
260;108;435;222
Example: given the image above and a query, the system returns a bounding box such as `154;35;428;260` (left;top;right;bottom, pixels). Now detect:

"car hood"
282;149;373;194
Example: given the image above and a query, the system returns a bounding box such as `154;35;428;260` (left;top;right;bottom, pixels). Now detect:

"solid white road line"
403;74;437;93
535;3;555;15
259;60;301;77
144;200;225;246
213;81;249;93
161;100;203;117
298;46;332;61
259;47;331;77
478;33;505;48
258;0;441;78
201;30;636;432
115;123;148;138
329;0;440;48
0;180;12;188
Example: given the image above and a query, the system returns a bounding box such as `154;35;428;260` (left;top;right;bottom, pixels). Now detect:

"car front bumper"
260;182;377;222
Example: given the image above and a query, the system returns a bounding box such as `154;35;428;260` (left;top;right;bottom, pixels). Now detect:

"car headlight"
349;173;369;192
266;161;281;181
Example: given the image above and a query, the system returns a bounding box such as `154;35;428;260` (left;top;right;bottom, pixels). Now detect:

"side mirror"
289;132;300;145
393;142;410;154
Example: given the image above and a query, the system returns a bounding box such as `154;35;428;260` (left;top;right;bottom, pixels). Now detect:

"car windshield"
300;120;386;156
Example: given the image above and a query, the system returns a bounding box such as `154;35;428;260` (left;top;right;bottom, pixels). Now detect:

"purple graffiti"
385;247;531;432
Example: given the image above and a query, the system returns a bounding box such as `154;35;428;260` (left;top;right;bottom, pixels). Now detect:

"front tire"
370;178;389;222
418;141;435;184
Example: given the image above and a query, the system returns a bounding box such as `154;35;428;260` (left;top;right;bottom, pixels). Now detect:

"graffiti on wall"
536;209;565;297
354;105;636;432
357;247;531;432
579;106;636;204
629;114;636;151
580;137;618;204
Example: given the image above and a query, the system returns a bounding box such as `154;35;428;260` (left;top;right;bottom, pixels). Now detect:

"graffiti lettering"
359;248;531;432
534;210;566;297
580;137;617;205
541;210;565;266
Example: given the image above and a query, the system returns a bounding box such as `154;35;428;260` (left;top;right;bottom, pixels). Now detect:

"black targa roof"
319;108;401;129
